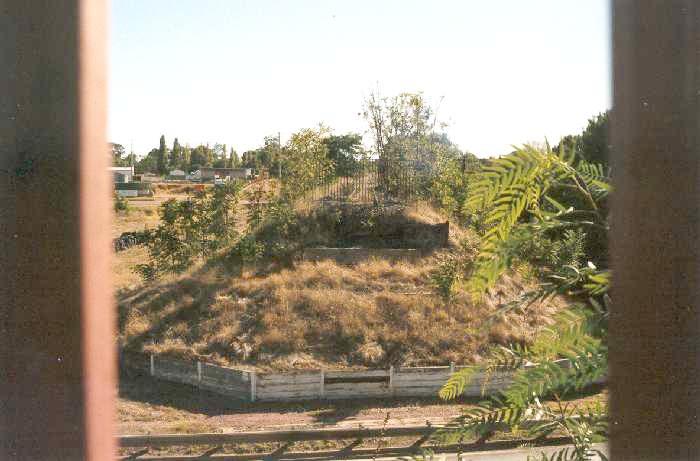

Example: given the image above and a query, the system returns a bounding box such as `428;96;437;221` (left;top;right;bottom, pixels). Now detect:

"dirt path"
117;374;607;436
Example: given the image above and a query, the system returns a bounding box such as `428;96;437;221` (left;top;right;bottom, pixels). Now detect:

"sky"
109;0;611;158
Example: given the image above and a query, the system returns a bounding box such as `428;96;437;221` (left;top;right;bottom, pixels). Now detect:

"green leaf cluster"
135;181;243;278
437;142;611;460
465;143;609;298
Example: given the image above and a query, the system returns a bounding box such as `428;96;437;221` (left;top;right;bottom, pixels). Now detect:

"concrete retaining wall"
146;355;253;401
132;354;602;403
136;354;528;403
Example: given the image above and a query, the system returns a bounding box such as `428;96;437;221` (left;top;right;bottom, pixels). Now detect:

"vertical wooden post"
250;372;257;402
319;369;325;399
389;366;394;396
150;354;155;377
197;361;202;382
0;1;112;459
611;1;700;458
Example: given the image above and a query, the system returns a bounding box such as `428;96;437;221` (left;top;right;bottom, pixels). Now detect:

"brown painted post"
0;1;114;460
611;1;700;458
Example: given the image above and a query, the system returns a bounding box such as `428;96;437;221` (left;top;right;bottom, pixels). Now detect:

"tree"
239;136;281;174
123;152;137;167
363;91;435;164
430;144;479;219
578;111;610;166
205;143;214;166
182;145;192;172
282;126;334;199
190;145;213;171
228;147;240;168
135;181;243;278
157;135;169;175
556;111;610;166
363;92;446;197
323;133;364;176
135;148;159;174
110;142;126;166
171;138;183;170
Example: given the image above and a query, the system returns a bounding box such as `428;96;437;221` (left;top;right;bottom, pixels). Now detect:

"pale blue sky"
109;0;611;158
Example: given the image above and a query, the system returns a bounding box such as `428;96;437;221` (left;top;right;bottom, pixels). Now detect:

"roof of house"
200;167;251;172
108;166;134;173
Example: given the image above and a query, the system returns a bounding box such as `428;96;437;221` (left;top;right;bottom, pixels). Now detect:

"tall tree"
182;145;192;172
205;143;214;166
555;111;610;166
228;147;240;168
157;135;169;175
363;92;434;164
578;111;610;166
171;138;183;170
212;143;228;168
190;145;207;171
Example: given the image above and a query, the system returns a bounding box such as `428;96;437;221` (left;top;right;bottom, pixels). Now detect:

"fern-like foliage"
464;143;609;298
439;367;479;401
438;142;611;460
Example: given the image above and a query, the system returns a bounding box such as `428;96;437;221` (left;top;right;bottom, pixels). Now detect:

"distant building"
108;166;134;183
168;169;186;180
139;173;160;182
199;167;252;182
115;182;154;197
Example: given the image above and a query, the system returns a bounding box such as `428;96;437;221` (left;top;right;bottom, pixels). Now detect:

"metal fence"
303;158;428;205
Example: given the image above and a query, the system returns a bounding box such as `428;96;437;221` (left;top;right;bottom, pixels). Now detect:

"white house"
108;166;134;183
168;169;186;180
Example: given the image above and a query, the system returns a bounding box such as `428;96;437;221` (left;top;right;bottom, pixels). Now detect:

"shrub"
430;238;477;301
513;228;587;277
114;192;130;213
136;181;243;280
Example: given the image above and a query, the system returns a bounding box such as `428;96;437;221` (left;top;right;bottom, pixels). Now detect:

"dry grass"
153;182;210;195
115;200;564;371
113;208;160;238
118;253;561;371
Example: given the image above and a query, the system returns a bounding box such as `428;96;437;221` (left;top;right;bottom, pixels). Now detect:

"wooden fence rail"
118;423;573;461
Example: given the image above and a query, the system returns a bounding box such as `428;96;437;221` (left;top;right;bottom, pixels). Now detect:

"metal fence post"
197;361;202;382
150;354;155;377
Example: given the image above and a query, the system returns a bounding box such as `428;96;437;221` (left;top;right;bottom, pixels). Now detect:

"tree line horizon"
110;92;610;179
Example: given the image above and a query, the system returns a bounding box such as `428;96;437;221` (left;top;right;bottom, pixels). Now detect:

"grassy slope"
116;201;563;371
